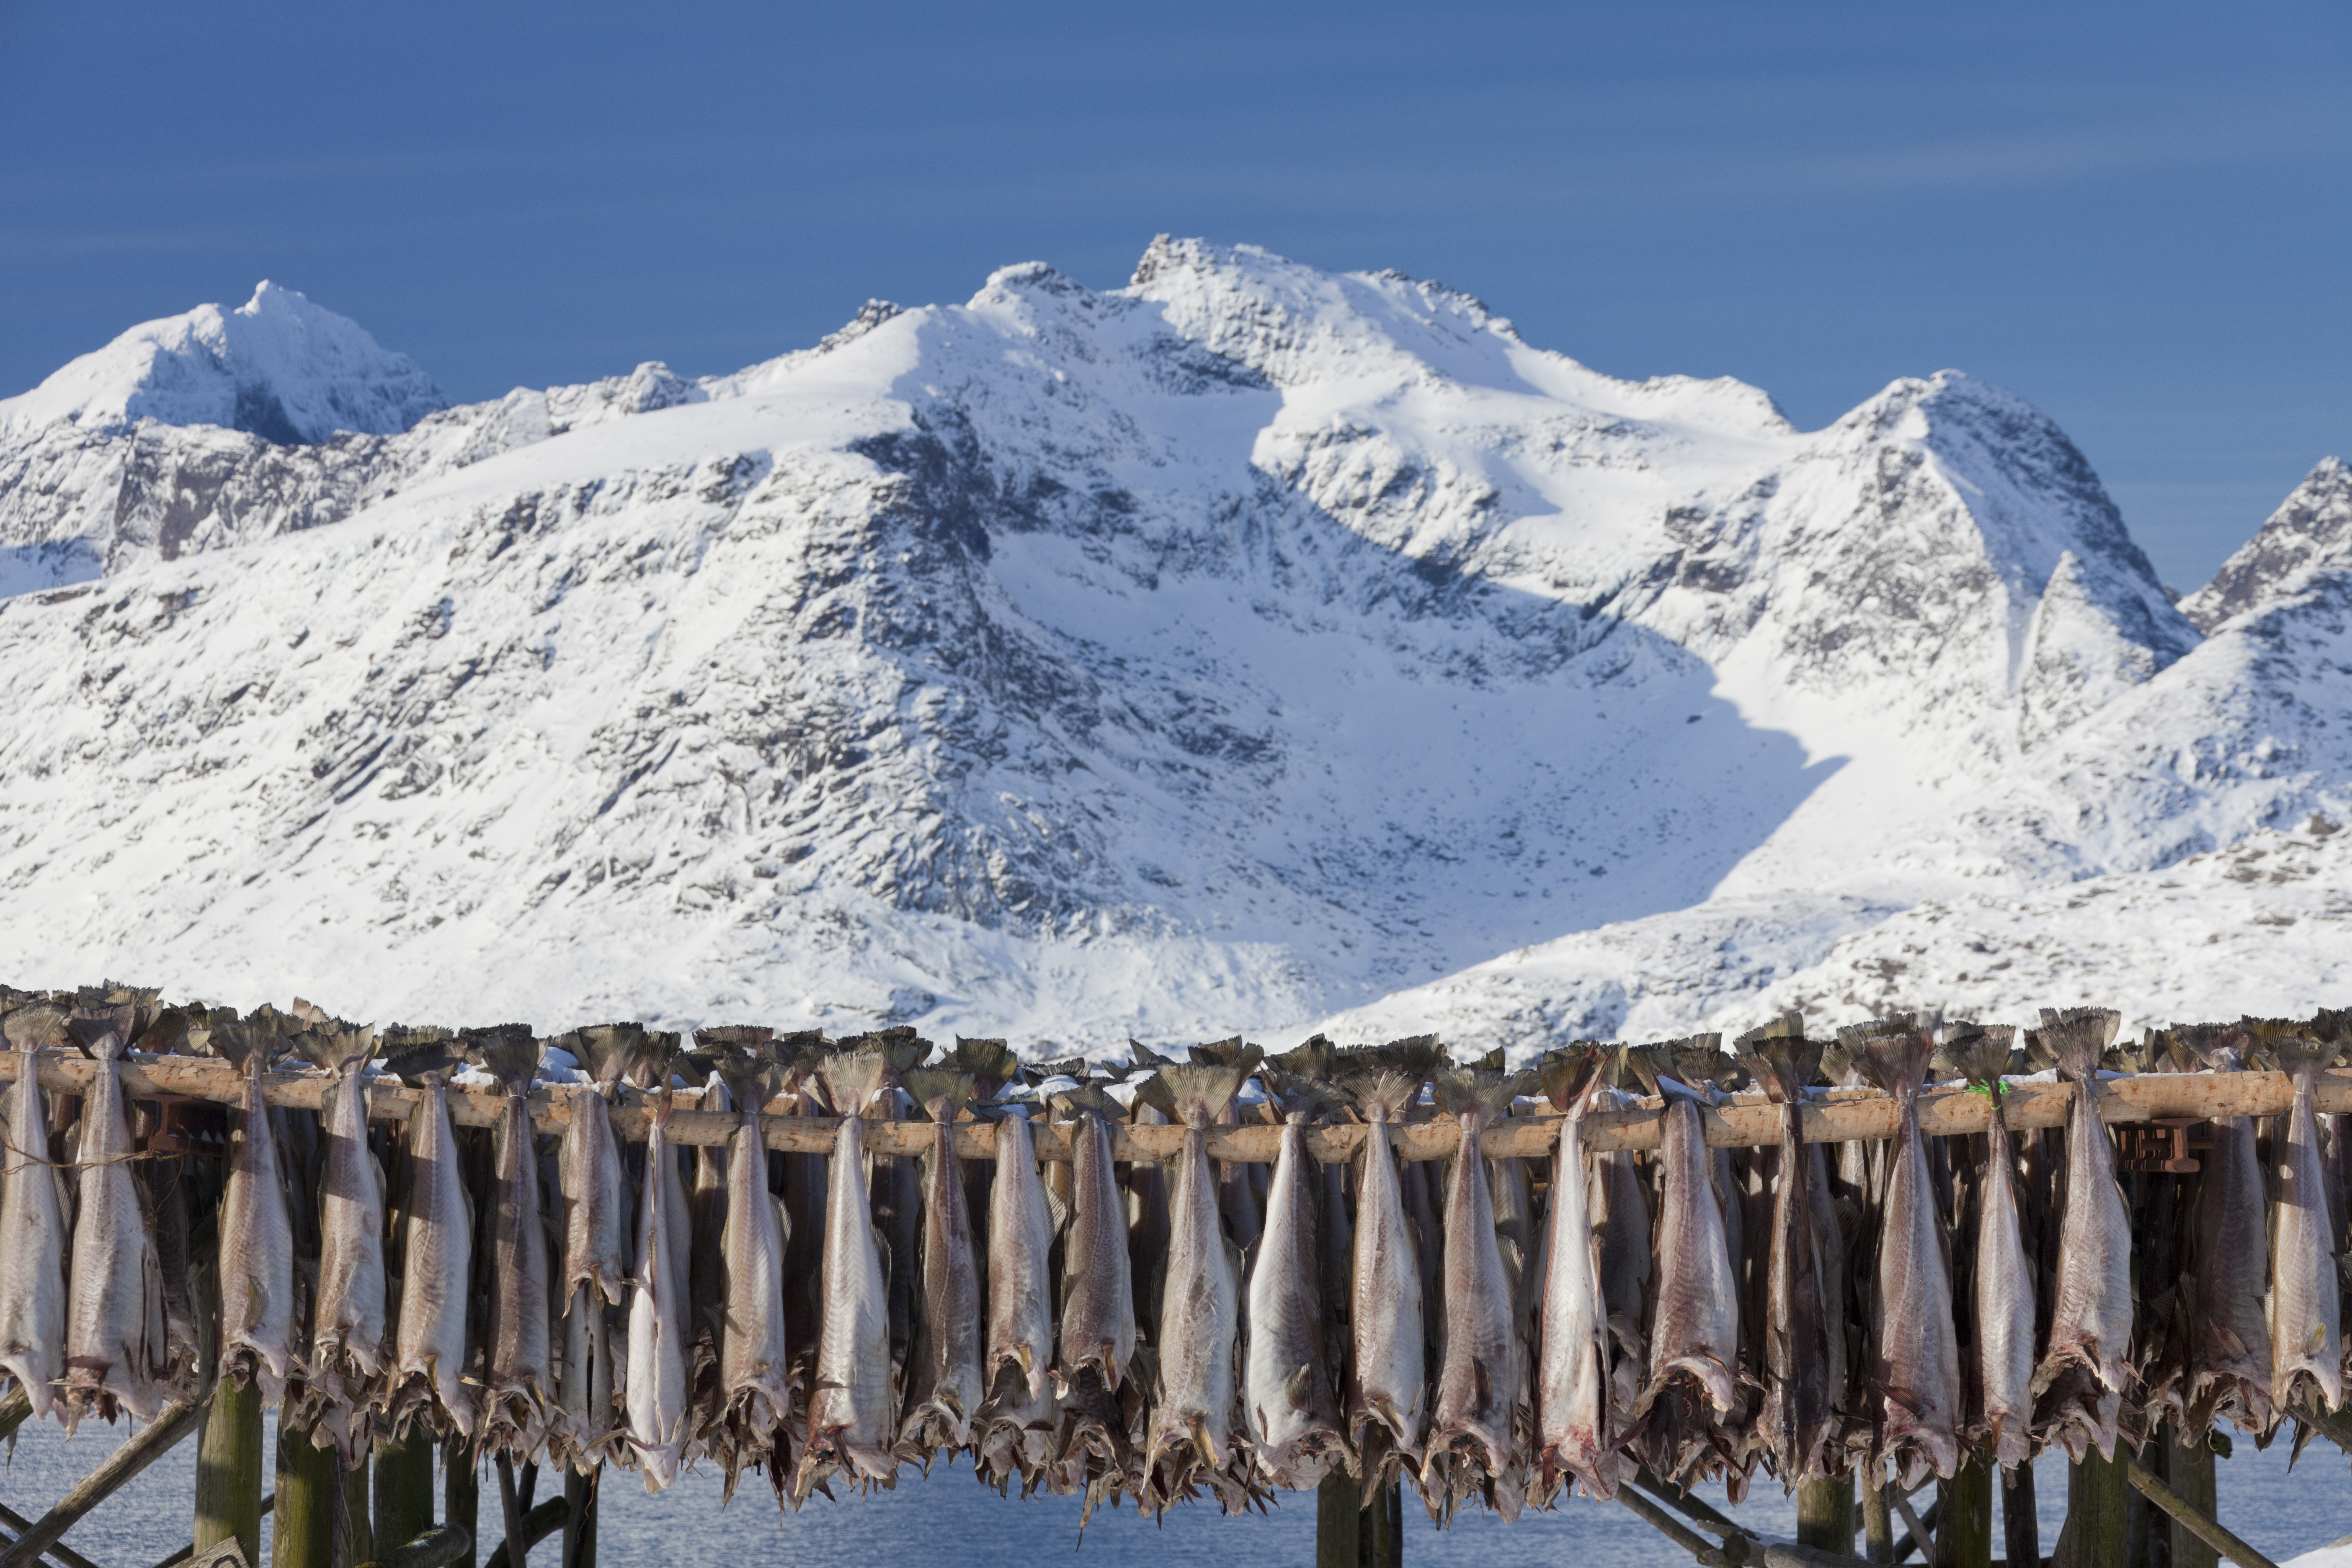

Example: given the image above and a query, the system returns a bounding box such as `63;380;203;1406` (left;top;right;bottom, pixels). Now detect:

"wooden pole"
376;1431;437;1556
0;1390;31;1446
484;1498;569;1568
444;1437;480;1568
378;1525;475;1568
1619;1484;1736;1567
558;1467;596;1568
1314;1473;1359;1568
2002;1463;2041;1568
1799;1475;1857;1556
273;1423;338;1568
2164;1437;2218;1568
1865;1469;1896;1564
0;1500;107;1568
2126;1458;2276;1568
494;1456;528;1568
193;1378;264;1566
1936;1460;1993;1568
1366;1475;1402;1568
0;1396;208;1568
2058;1446;2129;1568
343;1450;375;1568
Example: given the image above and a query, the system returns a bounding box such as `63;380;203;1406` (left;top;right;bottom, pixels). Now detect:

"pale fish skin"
1590;1134;1652;1419
556;1084;629;1467
1424;1084;1529;1520
1739;1032;1841;1488
2185;1113;2272;1430
976;1109;1058;1486
1056;1106;1136;1390
308;1059;390;1463
625;1095;693;1489
1244;1114;1345;1490
2270;1045;2344;1414
483;1081;554;1455
1973;1085;2039;1469
62;1031;171;1428
1635;1092;1741;1422
1534;1056;1619;1502
391;1072;477;1439
715;1107;794;1489
1142;1062;1253;1511
796;1059;899;1495
1346;1077;1427;1477
899;1100;983;1457
217;1048;299;1407
1860;1033;1963;1486
2030;1012;2133;1461
0;1038;68;1421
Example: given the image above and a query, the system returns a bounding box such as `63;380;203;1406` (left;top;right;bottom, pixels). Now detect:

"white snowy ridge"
0;237;2342;1053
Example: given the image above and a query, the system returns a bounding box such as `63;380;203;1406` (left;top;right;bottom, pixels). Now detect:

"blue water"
4;1415;2348;1567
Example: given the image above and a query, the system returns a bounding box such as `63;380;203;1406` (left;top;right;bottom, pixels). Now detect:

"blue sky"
3;0;2344;587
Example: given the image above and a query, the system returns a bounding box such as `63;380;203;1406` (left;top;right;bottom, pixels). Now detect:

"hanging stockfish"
386;1029;477;1439
1422;1056;1537;1521
1052;1079;1142;1513
775;1030;833;1390
625;1034;695;1491
1123;1040;1178;1349
952;1038;1018;1291
866;1028;929;1393
554;1022;642;1471
471;1023;556;1460
1842;1017;1963;1486
289;1015;389;1467
1532;1046;1622;1503
59;1011;174;1429
2030;1006;2134;1461
1340;1042;1436;1500
898;1068;984;1466
2163;1024;2272;1435
0;1003;69;1423
794;1045;902;1499
2259;1018;2344;1415
1625;1041;1746;1493
674;1049;732;1447
1192;1037;1265;1256
1591;1049;1654;1428
135;1004;207;1380
973;1099;1061;1493
1734;1016;1843;1487
1138;1049;1262;1512
208;1009;301;1409
1241;1069;1348;1491
1934;1023;2035;1470
701;1042;794;1498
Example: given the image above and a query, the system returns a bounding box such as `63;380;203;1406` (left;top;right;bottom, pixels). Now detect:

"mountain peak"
2179;457;2352;632
0;281;446;445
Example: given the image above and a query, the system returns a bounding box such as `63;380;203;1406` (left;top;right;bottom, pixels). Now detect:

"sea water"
3;1415;2347;1567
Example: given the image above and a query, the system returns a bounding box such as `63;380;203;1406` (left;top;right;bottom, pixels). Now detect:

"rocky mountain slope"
0;241;2332;1048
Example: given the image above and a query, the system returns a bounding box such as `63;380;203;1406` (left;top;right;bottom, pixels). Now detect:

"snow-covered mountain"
0;240;2334;1049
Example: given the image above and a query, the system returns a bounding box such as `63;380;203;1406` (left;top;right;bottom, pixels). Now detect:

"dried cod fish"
709;1044;794;1498
1423;1057;1535;1521
1052;1081;1142;1512
0;1005;70;1422
62;1020;173;1427
387;1032;477;1439
1140;1050;1261;1512
974;1101;1061;1492
1341;1046;1434;1497
2262;1021;2343;1415
794;1046;902;1498
1533;1047;1621;1503
2172;1024;2273;1435
1936;1024;2035;1470
899;1068;984;1464
212;1011;300;1408
626;1055;695;1491
555;1023;642;1470
2030;1007;2133;1462
1590;1052;1654;1428
473;1024;555;1459
1243;1072;1347;1491
291;1016;389;1467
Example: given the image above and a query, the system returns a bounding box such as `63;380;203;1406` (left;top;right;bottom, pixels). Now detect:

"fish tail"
1841;1016;1936;1099
718;1046;784;1112
1429;1061;1526;1120
574;1023;649;1086
1934;1022;2015;1088
1345;1068;1424;1124
902;1068;974;1120
1153;1059;1259;1127
463;1024;539;1090
2037;1007;2121;1082
1733;1015;1818;1104
819;1045;892;1118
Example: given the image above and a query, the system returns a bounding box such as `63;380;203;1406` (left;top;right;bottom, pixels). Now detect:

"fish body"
1534;1051;1620;1502
308;1046;390;1464
561;1030;636;1308
1635;1091;1742;1423
0;1030;68;1421
714;1074;794;1494
1127;1101;1173;1346
2174;1029;2272;1434
626;1092;694;1489
1056;1099;1137;1390
2030;1008;2133;1460
1142;1058;1256;1511
62;1030;171;1426
1345;1069;1428;1486
796;1049;900;1495
2269;1032;2344;1413
477;1032;554;1458
1973;1085;2038;1468
1735;1025;1842;1485
1244;1112;1346;1490
976;1108;1059;1489
1591;1136;1652;1419
216;1029;299;1407
390;1063;477;1438
1424;1065;1532;1520
1854;1023;1963;1485
899;1071;984;1460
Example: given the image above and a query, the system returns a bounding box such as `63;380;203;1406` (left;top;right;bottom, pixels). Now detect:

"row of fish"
1;984;2348;1529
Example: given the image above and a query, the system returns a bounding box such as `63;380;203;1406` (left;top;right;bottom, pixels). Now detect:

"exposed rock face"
0;239;2322;1050
2180;457;2352;632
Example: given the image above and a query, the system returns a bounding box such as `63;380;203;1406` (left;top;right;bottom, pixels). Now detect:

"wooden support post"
1799;1475;1857;1556
2125;1458;2276;1568
375;1430;437;1557
559;1467;595;1568
0;1390;31;1446
2165;1438;2218;1568
0;1395;207;1568
495;1456;528;1568
2058;1445;2129;1568
444;1438;480;1568
483;1498;569;1568
273;1424;337;1568
340;1450;374;1568
1866;1469;1896;1564
194;1378;265;1567
1936;1460;1993;1568
1367;1475;1402;1568
1620;1484;1734;1566
379;1525;475;1568
1314;1472;1358;1568
2002;1462;2041;1568
0;1500;107;1568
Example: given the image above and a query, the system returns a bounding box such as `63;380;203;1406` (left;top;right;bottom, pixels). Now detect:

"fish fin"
820;1046;893;1118
2307;1323;2329;1357
903;1069;974;1121
1285;1363;1315;1412
1842;1018;1934;1098
1429;1062;1529;1120
574;1022;650;1086
1472;1356;1493;1414
1536;1047;1607;1117
2037;1008;2122;1082
462;1023;539;1088
1150;1059;1260;1127
1933;1022;2015;1087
